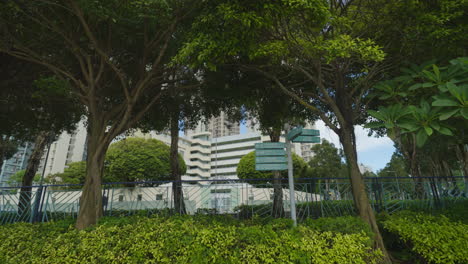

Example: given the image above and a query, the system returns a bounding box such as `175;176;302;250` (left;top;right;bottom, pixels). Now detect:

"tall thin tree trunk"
75;118;109;230
0;137;6;176
0;155;4;178
455;144;468;193
339;126;391;264
18;131;49;217
170;109;186;214
269;130;284;218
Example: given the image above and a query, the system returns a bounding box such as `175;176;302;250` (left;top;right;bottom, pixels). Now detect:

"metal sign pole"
285;124;297;227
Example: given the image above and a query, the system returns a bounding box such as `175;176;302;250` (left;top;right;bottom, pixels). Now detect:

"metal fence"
1;176;467;225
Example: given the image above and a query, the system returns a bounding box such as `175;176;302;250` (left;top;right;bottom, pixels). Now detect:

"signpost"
254;126;321;227
255;142;286;171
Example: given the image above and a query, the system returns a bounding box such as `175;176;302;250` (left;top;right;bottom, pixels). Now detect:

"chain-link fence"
1;176;466;224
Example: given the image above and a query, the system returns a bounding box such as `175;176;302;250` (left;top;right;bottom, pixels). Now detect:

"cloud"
314;121;395;171
314;121;393;151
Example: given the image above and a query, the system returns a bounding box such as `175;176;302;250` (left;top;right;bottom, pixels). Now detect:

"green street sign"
301;129;320;136
256;156;287;164
256;163;288;171
255;142;285;149
286;126;303;141
255;142;287;171
292;136;321;143
255;149;286;156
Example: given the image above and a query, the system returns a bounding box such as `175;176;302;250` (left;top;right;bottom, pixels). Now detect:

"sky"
240;121;395;172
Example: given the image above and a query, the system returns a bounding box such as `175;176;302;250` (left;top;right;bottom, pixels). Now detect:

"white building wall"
39;119;87;177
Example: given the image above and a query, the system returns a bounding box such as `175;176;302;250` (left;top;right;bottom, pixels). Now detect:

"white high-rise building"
133;130;212;180
0;141;34;187
185;111;240;138
38;120;88;177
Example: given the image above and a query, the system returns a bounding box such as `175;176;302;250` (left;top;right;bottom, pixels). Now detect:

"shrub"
0;215;382;264
303;216;374;243
382;211;468;264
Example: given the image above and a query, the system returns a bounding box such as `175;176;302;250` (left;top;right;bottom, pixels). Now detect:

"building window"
118;195;124;202
156;194;163;200
137;194;142;201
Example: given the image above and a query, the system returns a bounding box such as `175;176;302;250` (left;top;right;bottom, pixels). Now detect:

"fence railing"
1;176;467;225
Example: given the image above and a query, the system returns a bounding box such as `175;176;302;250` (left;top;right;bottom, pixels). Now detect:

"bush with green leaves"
47;137;187;185
382;211;468;264
0;216;382;264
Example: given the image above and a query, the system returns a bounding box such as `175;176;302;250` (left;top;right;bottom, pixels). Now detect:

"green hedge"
0;216;382;264
382;211;468;264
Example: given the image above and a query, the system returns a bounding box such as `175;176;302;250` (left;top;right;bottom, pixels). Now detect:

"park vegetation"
1;0;467;261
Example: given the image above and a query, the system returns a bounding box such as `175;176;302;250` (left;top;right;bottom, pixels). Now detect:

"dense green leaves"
47;138;186;185
0;216;382;264
383;211;468;264
367;58;468;148
307;140;348;178
105;137;186;183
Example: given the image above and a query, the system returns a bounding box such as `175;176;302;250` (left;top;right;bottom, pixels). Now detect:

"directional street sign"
255;143;287;171
255;142;285;149
256;149;285;156
255;163;288;171
286;126;303;141
301;129;320;136
254;128;321;171
255;156;287;164
292;135;320;143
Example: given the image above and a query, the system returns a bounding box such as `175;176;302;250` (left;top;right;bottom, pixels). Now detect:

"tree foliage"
377;152;409;178
7;170;41;186
47;138;186;185
367;58;468;179
1;0;201;228
308;140;347;178
105;137;186;183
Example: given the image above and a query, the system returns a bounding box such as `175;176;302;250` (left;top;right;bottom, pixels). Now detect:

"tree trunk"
269;130;284;218
455;144;468;193
409;154;424;198
0;154;4;179
339;126;392;264
170;110;186;214
18;131;49;217
75;119;109;230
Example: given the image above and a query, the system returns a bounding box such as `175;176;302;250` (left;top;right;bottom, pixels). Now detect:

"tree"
377;152;409;179
241;71;316;217
307;140;348;195
48;138;186;185
367;58;468;191
0;55;82;183
1;54;83;217
179;1;392;259
308;140;347;178
105;137;186;183
47;161;87;186
237;151;308;184
1;0;199;228
6;170;41;186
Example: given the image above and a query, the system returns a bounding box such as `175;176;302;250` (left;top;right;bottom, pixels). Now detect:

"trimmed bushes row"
0;215;382;264
382;211;468;264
